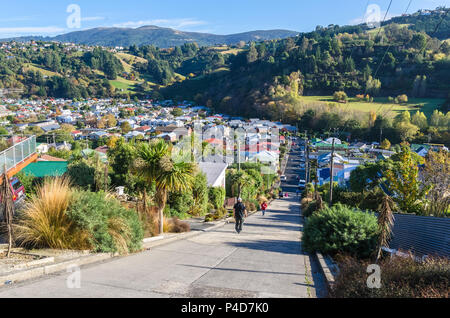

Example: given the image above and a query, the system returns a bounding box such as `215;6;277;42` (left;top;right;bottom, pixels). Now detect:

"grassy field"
116;52;147;65
299;96;445;118
209;46;245;55
109;76;142;93
219;48;244;55
23;63;61;77
118;58;133;73
366;24;411;36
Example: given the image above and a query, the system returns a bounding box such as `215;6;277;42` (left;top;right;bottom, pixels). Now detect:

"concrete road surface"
0;139;326;298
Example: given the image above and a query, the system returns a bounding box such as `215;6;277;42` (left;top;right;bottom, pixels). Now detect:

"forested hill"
0;7;449;117
1;26;299;48
162;20;450;117
384;8;450;40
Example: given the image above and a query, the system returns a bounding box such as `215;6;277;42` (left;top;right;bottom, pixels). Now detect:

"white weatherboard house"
198;162;228;189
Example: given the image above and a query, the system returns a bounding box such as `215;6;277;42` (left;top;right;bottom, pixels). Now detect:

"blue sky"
0;0;448;38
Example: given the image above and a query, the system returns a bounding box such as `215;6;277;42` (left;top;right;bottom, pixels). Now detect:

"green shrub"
66;191;144;254
209;187;226;209
303;204;379;259
303;200;322;218
15;171;39;199
359;189;386;211
333;91;348;103
167;191;194;219
204;207;228;222
191;172;209;216
332;188;386;212
302;183;315;198
15;178;91;250
67;160;95;190
396;94;408;104
333;191;364;208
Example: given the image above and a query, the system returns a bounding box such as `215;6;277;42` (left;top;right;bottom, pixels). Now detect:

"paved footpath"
0;141;326;298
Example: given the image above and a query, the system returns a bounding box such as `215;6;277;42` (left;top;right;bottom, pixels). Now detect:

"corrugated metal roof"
22;161;68;177
387;214;450;258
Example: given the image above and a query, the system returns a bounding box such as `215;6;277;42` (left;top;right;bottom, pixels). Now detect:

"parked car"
10;177;25;203
280;175;287;181
298;180;306;190
0;177;25;221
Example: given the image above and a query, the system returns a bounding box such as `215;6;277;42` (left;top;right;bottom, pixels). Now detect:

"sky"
0;0;448;38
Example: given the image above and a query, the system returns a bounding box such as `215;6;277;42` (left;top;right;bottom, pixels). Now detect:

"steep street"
0;141;326;298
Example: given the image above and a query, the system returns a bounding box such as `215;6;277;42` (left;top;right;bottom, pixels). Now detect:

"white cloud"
113;18;207;30
350;10;399;26
0;16;34;23
0;26;66;37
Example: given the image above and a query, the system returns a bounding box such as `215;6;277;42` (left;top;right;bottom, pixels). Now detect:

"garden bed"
0;250;54;274
0;245;93;275
329;253;450;298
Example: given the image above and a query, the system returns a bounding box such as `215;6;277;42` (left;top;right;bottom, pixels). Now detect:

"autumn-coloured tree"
368;110;377;128
411;111;428;130
106;136;120;149
97;118;106;129
384;145;430;214
105;114;117;128
380;139;391;150
60;124;76;133
121;121;132;134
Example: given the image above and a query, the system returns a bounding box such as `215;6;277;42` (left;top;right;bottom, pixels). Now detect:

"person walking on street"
261;201;268;216
233;198;247;234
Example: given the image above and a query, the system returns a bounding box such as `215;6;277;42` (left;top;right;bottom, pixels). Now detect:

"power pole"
305;132;310;184
237;140;241;172
329;137;336;205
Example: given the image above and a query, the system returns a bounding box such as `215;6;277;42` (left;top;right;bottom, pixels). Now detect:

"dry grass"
162;216;173;233
331;254;450;298
169;217;190;233
301;198;313;210
258;196;269;205
15;178;91;250
136;205;160;237
107;216;131;255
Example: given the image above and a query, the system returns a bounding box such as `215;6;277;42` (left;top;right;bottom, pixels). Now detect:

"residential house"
198;162;228;188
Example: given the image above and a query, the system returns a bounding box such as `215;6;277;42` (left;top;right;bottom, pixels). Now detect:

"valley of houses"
0;97;448;189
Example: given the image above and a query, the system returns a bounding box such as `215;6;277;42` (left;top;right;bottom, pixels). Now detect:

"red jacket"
261;203;268;210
